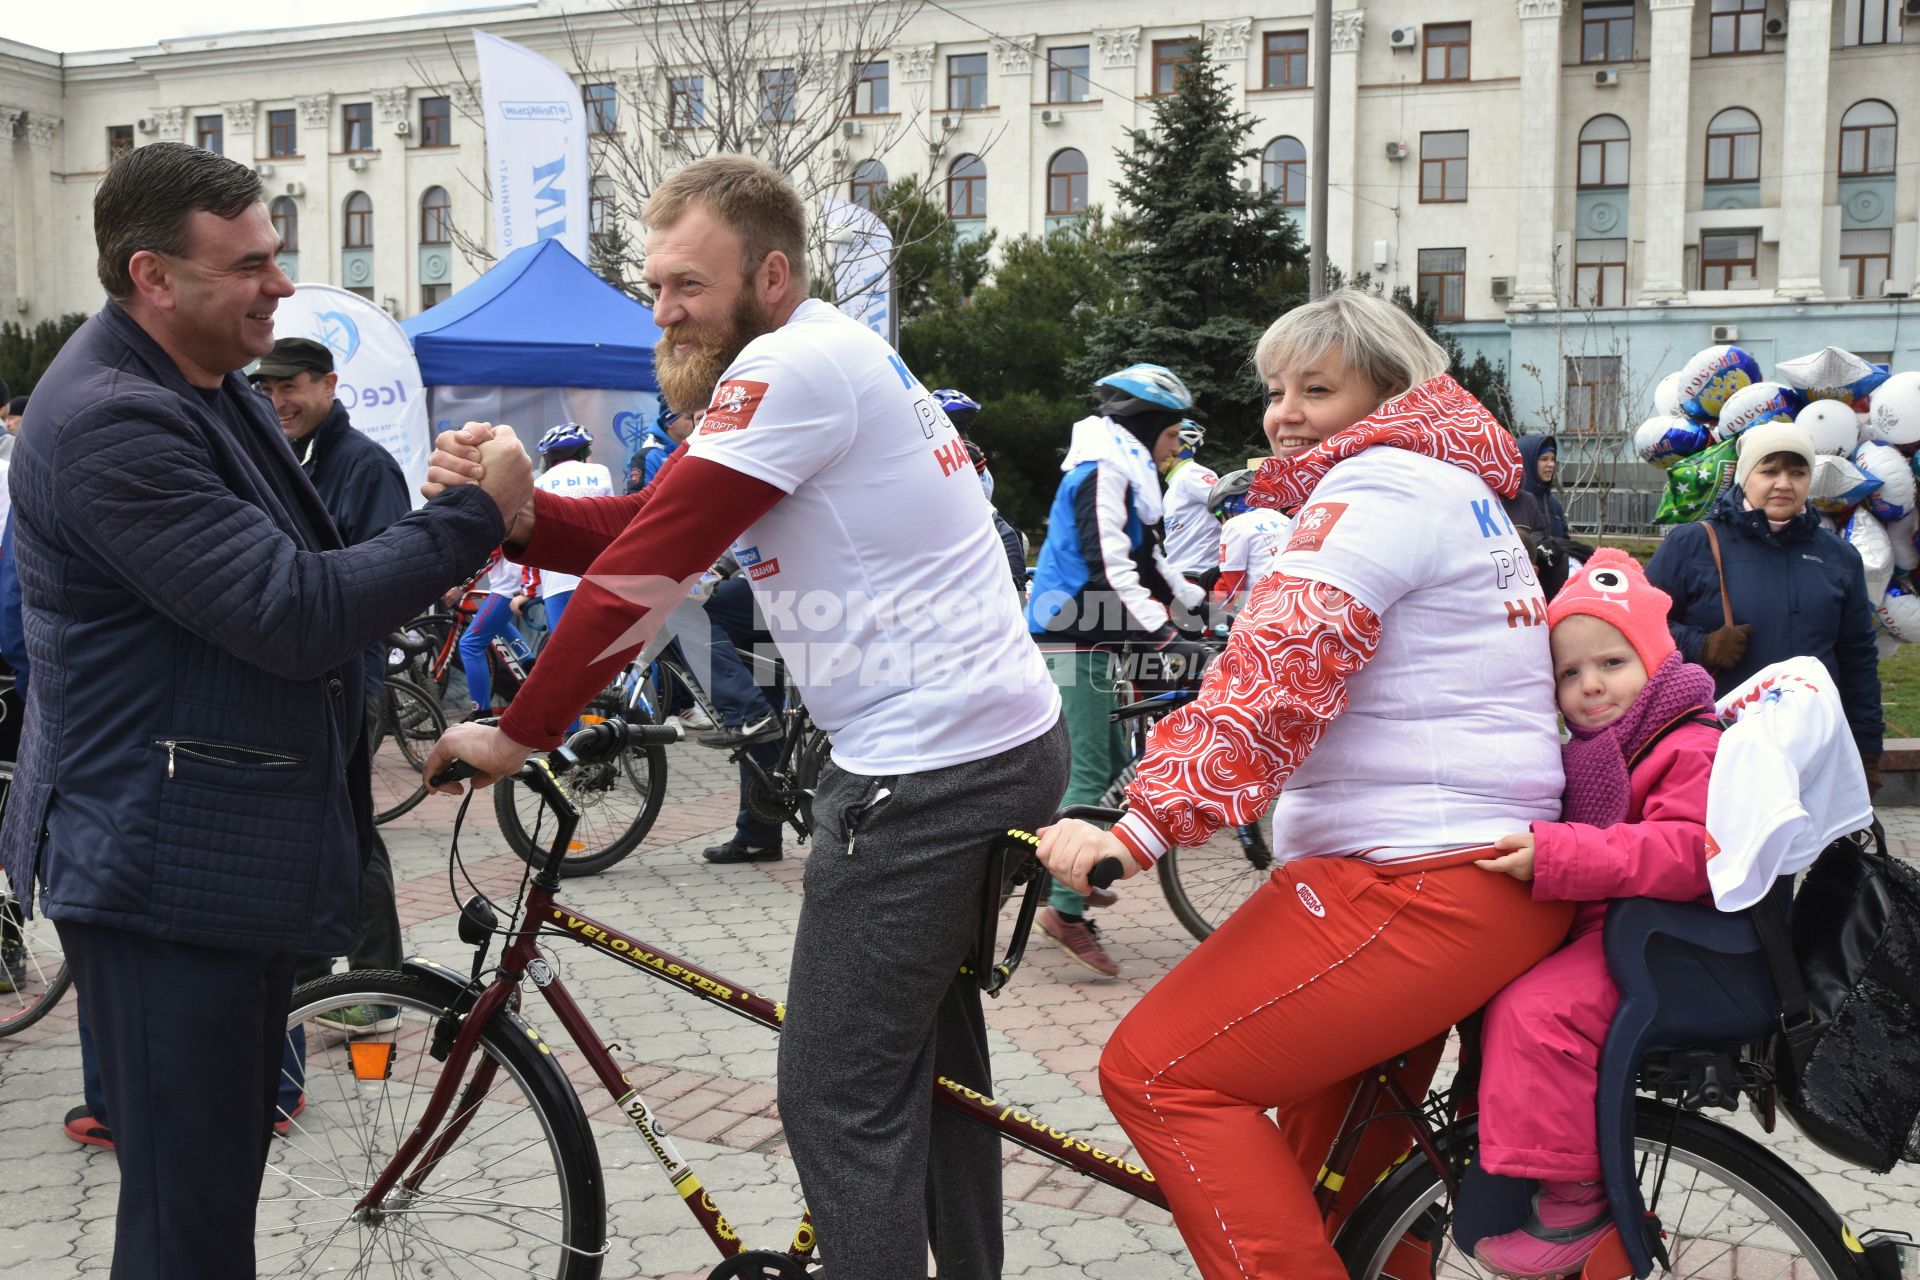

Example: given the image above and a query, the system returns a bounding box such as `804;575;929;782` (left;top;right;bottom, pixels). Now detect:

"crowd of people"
0;139;1888;1280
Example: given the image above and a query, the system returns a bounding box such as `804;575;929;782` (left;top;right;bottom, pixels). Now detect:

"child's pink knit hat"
1546;548;1677;673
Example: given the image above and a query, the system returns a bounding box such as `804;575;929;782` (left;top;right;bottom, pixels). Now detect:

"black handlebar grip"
1089;857;1125;890
626;722;684;747
429;760;481;789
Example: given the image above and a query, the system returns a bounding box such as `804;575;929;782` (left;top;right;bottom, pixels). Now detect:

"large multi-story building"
1;0;1916;436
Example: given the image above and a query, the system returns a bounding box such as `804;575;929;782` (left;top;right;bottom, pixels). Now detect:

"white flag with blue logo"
475;30;590;262
822;196;894;345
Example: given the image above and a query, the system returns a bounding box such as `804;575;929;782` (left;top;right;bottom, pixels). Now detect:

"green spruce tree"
1076;35;1308;461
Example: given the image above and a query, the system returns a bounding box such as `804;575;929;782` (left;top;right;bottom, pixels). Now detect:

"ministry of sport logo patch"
701;380;768;434
1285;502;1348;553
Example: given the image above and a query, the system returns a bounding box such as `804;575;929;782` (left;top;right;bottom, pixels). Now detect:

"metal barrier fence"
1564;486;1665;537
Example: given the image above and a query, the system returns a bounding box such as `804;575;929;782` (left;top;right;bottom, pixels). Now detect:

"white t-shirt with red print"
533;460;614;598
1161;457;1221;577
1215;507;1293;610
1268;446;1564;861
685;299;1059;775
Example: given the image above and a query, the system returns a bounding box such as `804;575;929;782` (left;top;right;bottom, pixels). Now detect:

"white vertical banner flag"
273;284;432;508
822;196;894;344
475;30;590;262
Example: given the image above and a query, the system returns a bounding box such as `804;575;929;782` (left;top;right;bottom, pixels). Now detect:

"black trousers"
293;830;399;986
55;919;296;1280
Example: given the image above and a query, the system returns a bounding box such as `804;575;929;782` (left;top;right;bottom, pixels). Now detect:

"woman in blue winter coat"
1645;420;1884;790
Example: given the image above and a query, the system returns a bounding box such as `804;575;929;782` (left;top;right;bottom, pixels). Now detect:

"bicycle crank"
705;1251;814;1279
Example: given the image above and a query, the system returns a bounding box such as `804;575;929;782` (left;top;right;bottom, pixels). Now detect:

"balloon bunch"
1638;344;1920;652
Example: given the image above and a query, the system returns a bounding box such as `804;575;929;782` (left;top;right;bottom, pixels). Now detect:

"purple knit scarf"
1559;652;1718;827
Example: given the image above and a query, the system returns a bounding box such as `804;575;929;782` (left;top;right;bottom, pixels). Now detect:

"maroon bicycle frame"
352;875;1168;1265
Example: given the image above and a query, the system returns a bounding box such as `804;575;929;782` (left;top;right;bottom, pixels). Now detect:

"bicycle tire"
494;738;669;876
261;968;605;1279
1158;818;1275;941
370;678;445;825
1335;1100;1856;1280
0;761;73;1038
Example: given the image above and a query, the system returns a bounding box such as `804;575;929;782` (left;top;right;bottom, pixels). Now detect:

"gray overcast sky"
11;1;505;54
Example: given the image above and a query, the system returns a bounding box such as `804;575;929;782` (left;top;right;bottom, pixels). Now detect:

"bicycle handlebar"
428;718;685;794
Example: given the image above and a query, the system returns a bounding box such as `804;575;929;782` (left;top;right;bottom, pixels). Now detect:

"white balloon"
1797;399;1860;456
1875;581;1920;644
1841;509;1893;605
1654;370;1686;419
1863;370;1920;447
1891;511;1920;573
1855;440;1917;520
1634;415;1710;468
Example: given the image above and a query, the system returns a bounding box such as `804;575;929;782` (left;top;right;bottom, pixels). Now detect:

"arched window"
1260;136;1306;207
1839;100;1897;178
850;159;888;211
1704;108;1760;184
947;154;986;220
344;191;374;249
1047;148;1088;216
269;196;298;252
419;186;451;245
1577;115;1629;188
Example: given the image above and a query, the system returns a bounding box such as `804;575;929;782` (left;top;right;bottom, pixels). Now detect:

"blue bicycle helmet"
1207;469;1255;520
537;422;594;454
932;388;982;433
1093;364;1195;416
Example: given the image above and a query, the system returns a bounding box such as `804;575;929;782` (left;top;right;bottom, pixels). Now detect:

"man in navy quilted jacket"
0;141;533;1279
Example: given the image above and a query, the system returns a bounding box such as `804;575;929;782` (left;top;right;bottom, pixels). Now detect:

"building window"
196;114;223;154
853;61;889;115
420;186;451;245
1048;46;1091;103
1261;136;1307;207
1417;248;1466;322
419;96;451;146
583;83;618;135
1699;230;1758;289
270;196;298;251
1574;238;1627;308
1705;108;1760;183
948;54;988;110
1264;31;1308;88
1846;0;1902;44
1424;23;1471;82
343;102;373;153
344;191;374;250
1047;148;1088;216
1839;100;1897;177
422;284;451;310
107;124;134;164
589;178;612;241
1153;39;1195;95
1566;356;1622;435
1582;2;1634;63
1842;229;1893;299
1709;0;1767;55
850;159;888;209
669;77;705;129
759;68;797;124
947;154;986;220
1420;131;1469;203
268;108;297;157
1577;115;1630;188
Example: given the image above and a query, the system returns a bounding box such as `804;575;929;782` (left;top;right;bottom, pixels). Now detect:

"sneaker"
696;714;784;749
667;706;716;732
0;954;20;994
64;1105;113;1150
703;841;781;864
1036;905;1119;978
1084;885;1120;910
1473;1183;1612;1280
273;1094;306;1138
312;1004;401;1035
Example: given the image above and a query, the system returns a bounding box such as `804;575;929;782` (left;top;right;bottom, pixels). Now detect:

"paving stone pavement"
4;743;1919;1278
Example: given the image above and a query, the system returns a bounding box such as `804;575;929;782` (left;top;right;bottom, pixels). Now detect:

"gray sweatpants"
778;715;1069;1280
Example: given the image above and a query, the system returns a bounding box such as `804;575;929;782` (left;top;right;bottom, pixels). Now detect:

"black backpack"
1753;820;1920;1172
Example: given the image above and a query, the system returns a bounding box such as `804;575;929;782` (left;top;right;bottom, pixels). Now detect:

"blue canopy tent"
402;239;663;464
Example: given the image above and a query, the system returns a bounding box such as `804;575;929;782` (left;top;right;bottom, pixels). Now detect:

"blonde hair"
645;154;810;294
1253;288;1450;399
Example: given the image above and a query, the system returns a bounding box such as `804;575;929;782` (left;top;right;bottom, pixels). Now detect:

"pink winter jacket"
1530;719;1720;914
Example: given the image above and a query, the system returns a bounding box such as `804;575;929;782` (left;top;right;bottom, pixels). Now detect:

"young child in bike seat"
1470;549;1721;1280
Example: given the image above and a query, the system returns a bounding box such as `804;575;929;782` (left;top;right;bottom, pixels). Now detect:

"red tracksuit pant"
1100;855;1574;1280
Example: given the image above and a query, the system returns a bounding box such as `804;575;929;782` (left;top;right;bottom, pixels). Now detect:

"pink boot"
1473;1181;1612;1280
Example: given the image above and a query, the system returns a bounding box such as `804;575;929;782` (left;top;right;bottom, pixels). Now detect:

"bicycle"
0;760;73;1037
366;662;448;826
259;727;1893;1280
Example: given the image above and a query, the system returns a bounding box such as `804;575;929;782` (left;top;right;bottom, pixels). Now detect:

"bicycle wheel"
370;678;445;825
494;735;668;876
0;764;73;1037
1158;818;1275;941
259;968;606;1279
1336;1102;1856;1280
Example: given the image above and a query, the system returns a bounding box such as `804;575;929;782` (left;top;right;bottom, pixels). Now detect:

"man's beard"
655;289;776;415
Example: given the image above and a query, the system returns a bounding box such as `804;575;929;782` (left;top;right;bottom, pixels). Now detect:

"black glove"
1132;631;1213;693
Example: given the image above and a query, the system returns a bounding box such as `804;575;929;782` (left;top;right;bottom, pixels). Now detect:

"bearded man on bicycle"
422;154;1068;1280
